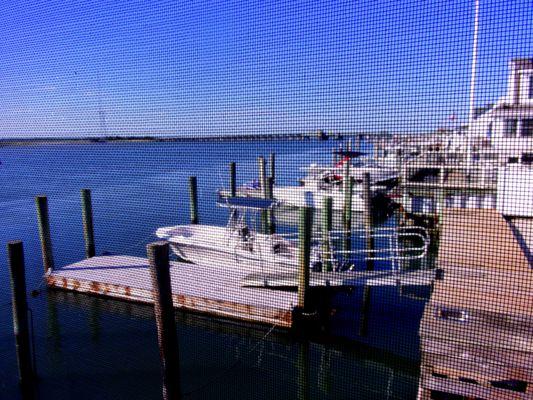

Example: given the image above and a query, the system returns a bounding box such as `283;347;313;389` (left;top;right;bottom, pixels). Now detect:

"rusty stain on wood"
46;256;296;328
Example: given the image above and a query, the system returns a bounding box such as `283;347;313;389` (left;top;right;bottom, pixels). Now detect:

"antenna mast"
467;0;480;166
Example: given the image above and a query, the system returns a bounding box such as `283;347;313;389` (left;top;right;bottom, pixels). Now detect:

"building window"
530;76;533;99
504;119;518;137
522;119;533;137
522;153;533;164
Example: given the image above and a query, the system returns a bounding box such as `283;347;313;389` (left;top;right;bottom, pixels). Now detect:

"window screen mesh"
1;1;532;399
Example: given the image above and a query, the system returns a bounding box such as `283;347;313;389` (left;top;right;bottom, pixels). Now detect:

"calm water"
0;140;427;399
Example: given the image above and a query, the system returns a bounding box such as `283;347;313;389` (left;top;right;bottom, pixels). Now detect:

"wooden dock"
46;255;298;328
46;254;436;329
38;187;434;334
417;209;533;399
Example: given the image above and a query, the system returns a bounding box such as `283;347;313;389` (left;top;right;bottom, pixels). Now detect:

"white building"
470;58;533;164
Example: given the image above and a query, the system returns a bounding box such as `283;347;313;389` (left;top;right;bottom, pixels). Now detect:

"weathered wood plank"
422;352;533;383
419;307;532;353
429;282;533;318
418;208;533;399
421;373;530;400
420;336;533;371
438;208;531;272
424;299;533;330
435;266;533;299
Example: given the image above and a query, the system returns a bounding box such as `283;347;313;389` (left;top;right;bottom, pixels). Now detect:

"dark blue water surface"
0;140;427;399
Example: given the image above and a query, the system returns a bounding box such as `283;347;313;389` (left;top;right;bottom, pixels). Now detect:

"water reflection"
40;290;419;399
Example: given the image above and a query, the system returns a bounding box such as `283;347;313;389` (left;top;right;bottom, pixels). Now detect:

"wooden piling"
297;341;310;400
188;176;199;225
436;168;446;224
266;176;276;234
322;197;333;272
258;156;268;234
297;207;313;310
318;346;332;395
229;162;236;198
46;294;61;353
147;242;181;400
362;173;375;271
342;157;350;209
258;156;267;194
81;189;96;258
89;297;101;343
269;152;276;184
343;160;353;257
35;196;54;272
358;286;372;337
358;172;375;336
400;165;411;216
7;241;35;387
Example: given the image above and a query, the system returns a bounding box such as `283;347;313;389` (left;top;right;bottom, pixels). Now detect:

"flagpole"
467;0;480;167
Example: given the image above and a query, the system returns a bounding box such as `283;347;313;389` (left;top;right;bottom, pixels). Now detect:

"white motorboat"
300;151;399;188
218;180;376;211
271;184;368;211
218;150;401;212
156;196;430;279
156;197;320;271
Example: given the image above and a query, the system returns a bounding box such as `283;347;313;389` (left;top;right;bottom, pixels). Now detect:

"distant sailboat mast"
467;0;480;166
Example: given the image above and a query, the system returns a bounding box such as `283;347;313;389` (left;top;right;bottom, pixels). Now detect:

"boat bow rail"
323;226;430;271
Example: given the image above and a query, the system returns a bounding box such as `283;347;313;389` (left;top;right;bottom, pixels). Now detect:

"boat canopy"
218;196;278;210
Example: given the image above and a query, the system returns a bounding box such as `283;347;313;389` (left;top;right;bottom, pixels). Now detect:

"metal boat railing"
327;226;429;262
327;226;429;274
276;226;429;273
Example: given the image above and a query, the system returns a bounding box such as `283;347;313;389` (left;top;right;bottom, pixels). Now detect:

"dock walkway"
418;208;533;399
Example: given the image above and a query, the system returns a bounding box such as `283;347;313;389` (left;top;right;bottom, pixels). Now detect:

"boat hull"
272;186;366;210
156;225;300;271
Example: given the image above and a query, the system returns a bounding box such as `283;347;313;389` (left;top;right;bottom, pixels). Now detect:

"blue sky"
1;0;532;137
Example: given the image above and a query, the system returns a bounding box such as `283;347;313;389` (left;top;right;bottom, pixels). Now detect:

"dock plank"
421;374;530;400
47;256;297;327
418;208;533;398
438;208;531;271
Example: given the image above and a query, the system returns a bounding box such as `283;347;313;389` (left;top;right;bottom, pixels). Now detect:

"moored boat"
156;197;321;271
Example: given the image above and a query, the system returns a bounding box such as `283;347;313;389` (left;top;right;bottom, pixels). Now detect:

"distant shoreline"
0;133;363;147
